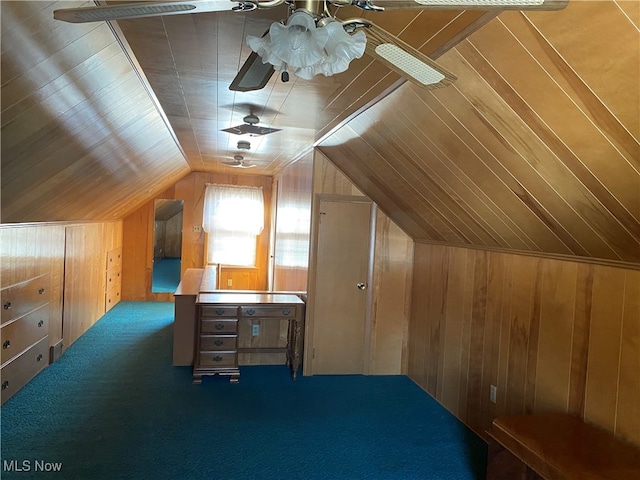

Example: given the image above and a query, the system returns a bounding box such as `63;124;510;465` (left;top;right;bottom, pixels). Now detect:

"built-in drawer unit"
1;304;49;365
0;274;50;404
105;248;122;312
1;275;49;325
1;337;49;403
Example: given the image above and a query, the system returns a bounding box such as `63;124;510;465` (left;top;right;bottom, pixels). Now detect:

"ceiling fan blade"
229;51;276;92
53;1;254;24
363;22;456;90
359;0;568;10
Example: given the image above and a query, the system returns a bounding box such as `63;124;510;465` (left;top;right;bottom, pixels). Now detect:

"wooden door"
310;198;372;374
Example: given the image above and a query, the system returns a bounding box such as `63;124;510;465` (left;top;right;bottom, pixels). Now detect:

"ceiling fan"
221;114;282;136
54;0;568;91
223;154;257;168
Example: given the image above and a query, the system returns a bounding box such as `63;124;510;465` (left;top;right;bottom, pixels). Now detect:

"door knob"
357;283;367;290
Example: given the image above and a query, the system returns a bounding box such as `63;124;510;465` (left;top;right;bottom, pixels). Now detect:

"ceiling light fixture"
246;7;366;81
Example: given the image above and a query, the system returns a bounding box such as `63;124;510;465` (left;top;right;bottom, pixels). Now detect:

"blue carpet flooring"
152;257;181;292
1;302;487;479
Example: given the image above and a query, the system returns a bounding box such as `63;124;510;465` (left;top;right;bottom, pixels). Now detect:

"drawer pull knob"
212;355;223;362
246;309;256;316
215;309;225;315
215;323;224;330
37;354;43;362
214;340;224;346
38;288;46;294
3;301;11;310
1;381;8;390
2;340;10;349
282;309;291;316
38;320;44;328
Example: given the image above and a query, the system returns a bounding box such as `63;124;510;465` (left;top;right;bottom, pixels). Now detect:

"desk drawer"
200;306;238;318
198;351;237;367
201;319;237;334
241;306;297;318
200;335;237;351
1;304;49;365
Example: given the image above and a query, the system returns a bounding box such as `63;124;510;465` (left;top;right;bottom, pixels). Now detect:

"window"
202;184;264;266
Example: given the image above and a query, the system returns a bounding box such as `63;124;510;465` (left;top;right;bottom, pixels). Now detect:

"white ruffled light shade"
246;12;366;80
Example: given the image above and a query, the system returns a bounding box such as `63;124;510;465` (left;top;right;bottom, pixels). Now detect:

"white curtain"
203;184;264;266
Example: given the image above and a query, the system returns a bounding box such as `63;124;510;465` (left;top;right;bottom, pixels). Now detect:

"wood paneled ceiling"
112;2;495;175
2;1;638;267
318;0;640;265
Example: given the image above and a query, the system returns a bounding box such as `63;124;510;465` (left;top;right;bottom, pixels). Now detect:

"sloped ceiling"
318;0;640;265
1;0;190;223
2;1;638;267
1;0;491;223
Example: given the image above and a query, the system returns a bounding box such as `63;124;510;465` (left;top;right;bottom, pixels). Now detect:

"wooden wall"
408;242;640;448
311;152;414;374
0;221;122;351
122;172;272;301
63;222;123;347
272;151;314;292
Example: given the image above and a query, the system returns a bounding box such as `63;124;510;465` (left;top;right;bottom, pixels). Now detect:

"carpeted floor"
1;302;487;479
152;258;181;293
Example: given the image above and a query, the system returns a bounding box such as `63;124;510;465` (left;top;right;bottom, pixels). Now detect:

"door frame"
303;194;377;376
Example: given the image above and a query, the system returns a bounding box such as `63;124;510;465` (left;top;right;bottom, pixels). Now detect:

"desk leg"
287;318;301;380
486;438;543;480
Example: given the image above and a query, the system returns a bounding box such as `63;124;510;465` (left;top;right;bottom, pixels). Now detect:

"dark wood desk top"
489;413;640;479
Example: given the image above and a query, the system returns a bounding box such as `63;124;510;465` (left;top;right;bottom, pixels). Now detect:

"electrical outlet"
252;324;259;336
193;225;202;233
490;385;497;404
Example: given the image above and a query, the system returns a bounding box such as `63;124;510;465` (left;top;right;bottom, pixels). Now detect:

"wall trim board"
414;239;640;271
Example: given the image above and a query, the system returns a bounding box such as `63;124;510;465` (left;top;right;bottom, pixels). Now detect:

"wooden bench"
486;413;640;479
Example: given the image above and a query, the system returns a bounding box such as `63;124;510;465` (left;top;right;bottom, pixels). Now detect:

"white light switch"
252;324;259;336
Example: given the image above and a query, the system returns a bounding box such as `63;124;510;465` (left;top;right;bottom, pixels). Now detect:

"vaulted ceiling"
1;1;638;266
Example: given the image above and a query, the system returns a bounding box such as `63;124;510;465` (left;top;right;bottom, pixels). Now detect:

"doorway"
151;199;184;293
307;196;374;375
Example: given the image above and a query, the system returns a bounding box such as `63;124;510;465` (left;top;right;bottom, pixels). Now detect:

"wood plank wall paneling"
0;1;190;223
121;172;272;301
63;221;123;348
318;0;640;267
1;221;122;352
272;151;314;292
309;151;414;375
0;225;65;347
409;242;640;448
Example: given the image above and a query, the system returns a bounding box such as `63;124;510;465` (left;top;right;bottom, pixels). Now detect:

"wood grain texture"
318;0;640;266
121;172;272;301
0;225;65;347
409;242;640;448
1;1;189;223
63;221;122;348
272;151;314;292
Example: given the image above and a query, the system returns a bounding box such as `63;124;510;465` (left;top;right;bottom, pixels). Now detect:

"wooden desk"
172;268;205;366
486;413;640;479
193;293;305;384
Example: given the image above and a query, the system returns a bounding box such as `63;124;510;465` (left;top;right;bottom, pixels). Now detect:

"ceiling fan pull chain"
281;66;290;83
